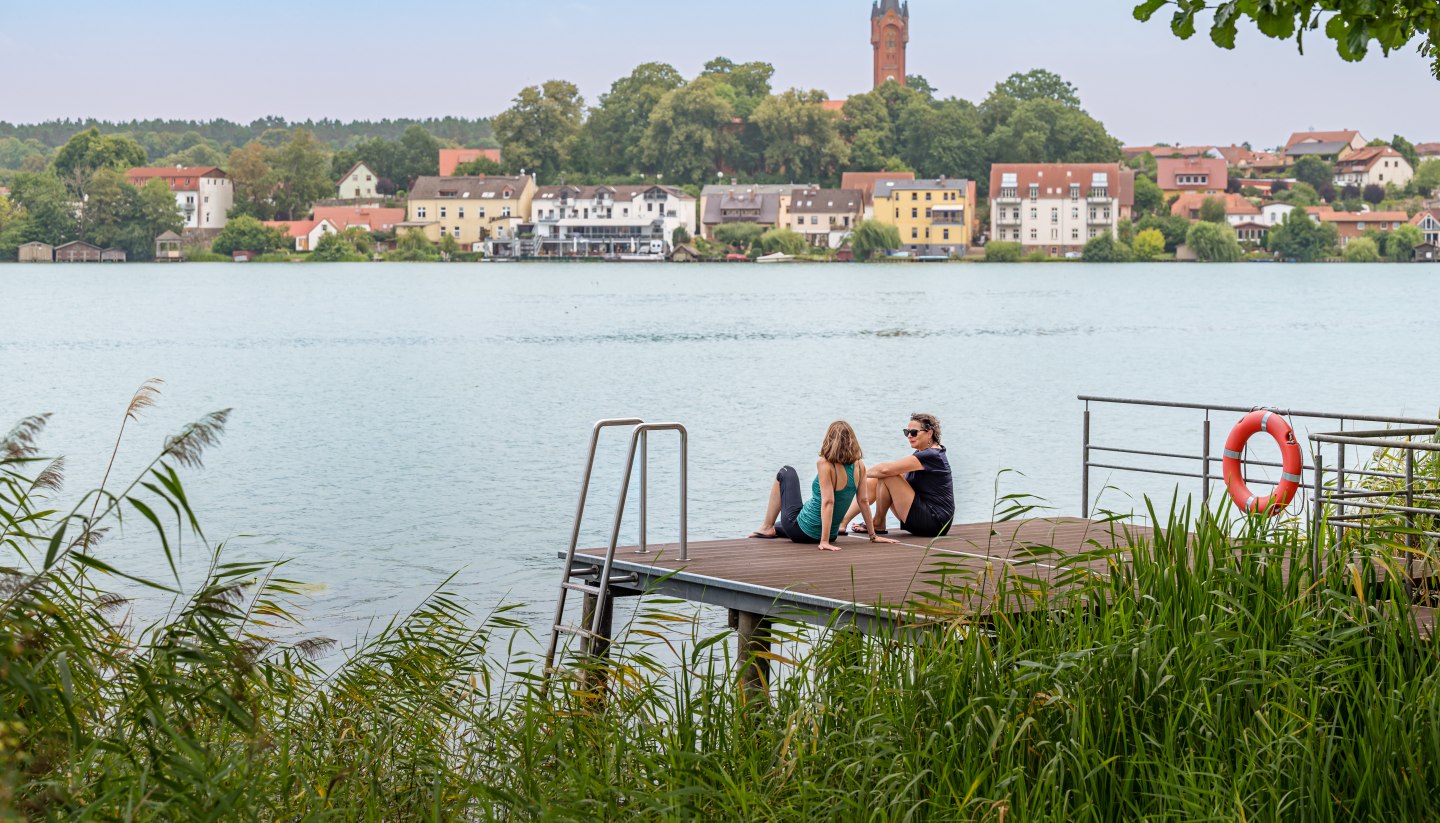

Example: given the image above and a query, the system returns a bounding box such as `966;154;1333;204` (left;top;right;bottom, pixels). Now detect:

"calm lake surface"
2;262;1436;643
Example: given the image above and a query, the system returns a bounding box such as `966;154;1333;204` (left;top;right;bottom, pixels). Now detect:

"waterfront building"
874;177;976;256
530;184;697;256
336;162;380;200
403;175;536;249
439;148;503;176
871;0;909;88
841;171;916;220
154;231;184;261
1306;208;1410;248
988;164;1134;256
312;205;406;234
786;187;864;248
1260;202;1297;227
1284;130;1366;163
18;241;53;262
1411;210;1440;246
55;240;102;263
1170;192;1261;226
1333;146;1413;190
1156;156;1228;197
699;183;790;240
263;218;340;252
124;166;234;230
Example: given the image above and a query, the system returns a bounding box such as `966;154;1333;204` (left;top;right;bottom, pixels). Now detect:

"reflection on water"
1;262;1436;645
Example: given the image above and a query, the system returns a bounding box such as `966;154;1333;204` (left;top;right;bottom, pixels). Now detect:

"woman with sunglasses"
840;413;954;538
749;421;896;551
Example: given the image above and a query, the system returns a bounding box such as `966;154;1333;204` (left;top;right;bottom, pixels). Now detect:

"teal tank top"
796;463;857;541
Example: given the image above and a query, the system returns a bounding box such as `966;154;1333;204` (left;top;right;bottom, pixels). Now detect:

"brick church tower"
871;0;910;89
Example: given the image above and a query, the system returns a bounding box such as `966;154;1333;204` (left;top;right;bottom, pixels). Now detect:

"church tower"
871;0;910;89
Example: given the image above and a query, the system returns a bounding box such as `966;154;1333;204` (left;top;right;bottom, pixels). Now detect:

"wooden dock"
574;518;1150;631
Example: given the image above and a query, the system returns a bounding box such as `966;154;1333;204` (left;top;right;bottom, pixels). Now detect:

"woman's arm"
855;461;897;544
868;454;925;480
817;458;840;552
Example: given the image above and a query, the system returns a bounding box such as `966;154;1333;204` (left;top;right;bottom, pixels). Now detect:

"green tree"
990;70;1082;107
985;98;1122;166
1133;0;1440;80
1082;232;1133;262
1199;195;1228;224
581;63;685;175
849;219;901;261
1267;209;1338;261
8;171;76;245
1133;174;1165;216
1135;213;1192;252
758;228;808;255
212;215;287;255
1132;227;1167;260
984;240;1022;262
1414;160;1440;196
905;75;937;97
1292;156;1334;191
1276;181;1322;207
226;142;276;219
699;58;775;119
494;81;585;182
896;98;986;181
1391;135;1420;169
0;194;28;259
393;125;442;186
1343;236;1381;262
1386;223;1424;261
452;157;503;176
751;89;850;180
642;78;737;185
713;222;765;250
1185;220;1245;261
0;137;50;171
308;230;368;262
269;130;333;220
386;228;441;261
50;127;147;183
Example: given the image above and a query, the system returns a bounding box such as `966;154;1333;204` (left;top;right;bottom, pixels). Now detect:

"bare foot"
818;542;841;552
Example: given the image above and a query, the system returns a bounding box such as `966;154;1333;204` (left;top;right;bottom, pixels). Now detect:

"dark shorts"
773;465;820;545
902;500;953;538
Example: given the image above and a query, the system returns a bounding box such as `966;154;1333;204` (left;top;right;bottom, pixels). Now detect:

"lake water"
2;262;1436;644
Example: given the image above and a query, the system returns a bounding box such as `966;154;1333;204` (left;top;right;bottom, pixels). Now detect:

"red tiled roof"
1170;192;1260;218
840;171;916;205
1411;209;1439;226
439;148;502;176
1335;145;1404;171
1122;145;1213;159
1416;143;1440;156
311;206;406;232
125;166;226;192
1156;156;1228;190
1285;130;1362;150
988;163;1135;206
263;219;320;238
1306;208;1409;223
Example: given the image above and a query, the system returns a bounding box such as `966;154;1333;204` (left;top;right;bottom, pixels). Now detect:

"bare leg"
877;475;917;528
755;479;781;536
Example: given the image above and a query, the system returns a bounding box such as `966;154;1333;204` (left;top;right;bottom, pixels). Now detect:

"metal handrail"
1078;395;1440;427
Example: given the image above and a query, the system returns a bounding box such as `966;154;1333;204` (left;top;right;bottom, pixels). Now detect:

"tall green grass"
4;390;1439;820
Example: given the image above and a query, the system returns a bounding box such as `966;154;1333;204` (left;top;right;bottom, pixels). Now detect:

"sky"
1;0;1436;149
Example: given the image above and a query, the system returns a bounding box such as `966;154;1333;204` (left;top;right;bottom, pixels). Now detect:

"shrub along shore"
4;393;1440;819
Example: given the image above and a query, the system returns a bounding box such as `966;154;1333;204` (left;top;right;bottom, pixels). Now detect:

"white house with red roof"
337;162;379;200
311;205;406;234
124;166;234;230
1333;146;1413;190
1412;210;1440;246
263;218;339;252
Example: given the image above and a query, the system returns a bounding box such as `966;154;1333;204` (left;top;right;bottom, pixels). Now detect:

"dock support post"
580;592;615;694
732;609;772;697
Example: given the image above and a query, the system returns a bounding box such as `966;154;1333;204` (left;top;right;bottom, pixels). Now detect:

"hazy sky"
2;0;1436;149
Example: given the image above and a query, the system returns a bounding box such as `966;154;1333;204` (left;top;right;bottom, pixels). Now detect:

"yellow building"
872;178;977;256
403;175;536;248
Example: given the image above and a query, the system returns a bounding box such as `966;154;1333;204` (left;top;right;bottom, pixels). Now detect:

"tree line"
488;63;1122;191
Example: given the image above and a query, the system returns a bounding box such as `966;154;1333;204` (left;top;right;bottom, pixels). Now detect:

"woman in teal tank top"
749;421;898;552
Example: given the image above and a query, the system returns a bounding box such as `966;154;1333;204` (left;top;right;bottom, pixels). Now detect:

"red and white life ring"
1223;410;1304;516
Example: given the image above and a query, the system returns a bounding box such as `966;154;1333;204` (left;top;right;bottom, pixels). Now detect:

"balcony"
1086;194;1112;204
995;214;1021;226
994;195;1021;205
1087;213;1112;226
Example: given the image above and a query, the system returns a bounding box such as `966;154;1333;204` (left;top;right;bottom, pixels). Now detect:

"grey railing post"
1405;448;1416;578
1202;413;1212;505
638;429;648;554
1310;448;1325;582
1082;403;1091;517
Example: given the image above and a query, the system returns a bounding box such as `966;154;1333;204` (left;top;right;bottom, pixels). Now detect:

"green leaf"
1134;0;1169;22
1212;2;1242;48
1172;6;1199;38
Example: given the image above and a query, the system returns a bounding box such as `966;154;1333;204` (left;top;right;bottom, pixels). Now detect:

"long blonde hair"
819;421;863;465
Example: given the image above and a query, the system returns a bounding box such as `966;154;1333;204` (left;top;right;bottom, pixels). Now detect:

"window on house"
925;193;932;201
417;207;427;218
458;207;465;218
1029;228;1037;240
911;193;918;201
501;207;511;217
911;228;918;239
439;226;447;237
943;229;950;240
440;207;448;218
1051;209;1059;223
1071;228;1079;240
912;208;918;218
478;208;485;217
1029;184;1039;201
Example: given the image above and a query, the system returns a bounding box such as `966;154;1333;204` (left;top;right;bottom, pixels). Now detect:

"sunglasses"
902;428;924;438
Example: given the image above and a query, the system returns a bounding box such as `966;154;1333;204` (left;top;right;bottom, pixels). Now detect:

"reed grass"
4;393;1439;820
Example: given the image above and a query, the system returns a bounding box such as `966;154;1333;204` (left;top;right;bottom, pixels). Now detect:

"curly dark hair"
909;412;941;446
